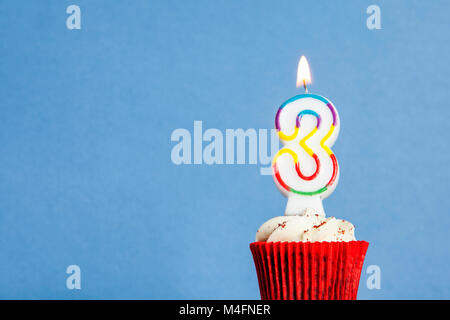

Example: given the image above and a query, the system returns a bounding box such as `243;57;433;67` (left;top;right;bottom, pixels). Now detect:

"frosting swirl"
256;209;355;242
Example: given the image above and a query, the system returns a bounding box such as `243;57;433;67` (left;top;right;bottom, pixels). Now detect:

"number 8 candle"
273;56;340;216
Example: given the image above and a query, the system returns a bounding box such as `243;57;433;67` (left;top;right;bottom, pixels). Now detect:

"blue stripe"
279;93;330;109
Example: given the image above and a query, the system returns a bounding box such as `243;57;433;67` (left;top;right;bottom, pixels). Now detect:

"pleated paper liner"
250;241;369;300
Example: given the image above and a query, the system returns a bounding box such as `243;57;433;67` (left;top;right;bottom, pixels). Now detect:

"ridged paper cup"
250;241;369;300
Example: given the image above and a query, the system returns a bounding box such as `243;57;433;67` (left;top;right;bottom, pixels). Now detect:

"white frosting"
256;209;355;242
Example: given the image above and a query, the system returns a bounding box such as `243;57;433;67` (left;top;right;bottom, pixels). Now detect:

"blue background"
0;0;449;299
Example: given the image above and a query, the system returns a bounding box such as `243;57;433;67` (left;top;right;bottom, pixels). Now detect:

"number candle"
272;56;340;216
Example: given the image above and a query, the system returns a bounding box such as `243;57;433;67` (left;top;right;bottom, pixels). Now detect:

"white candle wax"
272;94;340;216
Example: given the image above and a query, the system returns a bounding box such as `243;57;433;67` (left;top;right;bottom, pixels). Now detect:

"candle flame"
296;56;312;89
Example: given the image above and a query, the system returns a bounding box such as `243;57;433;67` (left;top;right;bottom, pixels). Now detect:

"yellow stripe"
320;125;335;155
277;126;298;141
274;125;335;166
299;127;317;156
272;148;298;166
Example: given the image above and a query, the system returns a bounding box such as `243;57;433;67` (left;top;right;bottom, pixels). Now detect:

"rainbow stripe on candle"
273;94;338;196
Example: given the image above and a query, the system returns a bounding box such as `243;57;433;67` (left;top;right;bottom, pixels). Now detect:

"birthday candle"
272;56;340;216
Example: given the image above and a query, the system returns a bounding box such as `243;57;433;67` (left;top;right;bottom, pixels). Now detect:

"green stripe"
290;186;327;196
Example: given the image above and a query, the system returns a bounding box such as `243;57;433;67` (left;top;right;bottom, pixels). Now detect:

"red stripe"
273;163;290;191
295;153;320;181
326;154;338;187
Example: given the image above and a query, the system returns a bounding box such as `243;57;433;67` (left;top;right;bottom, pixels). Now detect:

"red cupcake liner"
250;241;369;300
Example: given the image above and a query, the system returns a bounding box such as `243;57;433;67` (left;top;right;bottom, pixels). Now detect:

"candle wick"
303;79;308;94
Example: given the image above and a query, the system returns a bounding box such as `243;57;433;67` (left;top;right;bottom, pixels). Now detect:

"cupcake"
250;209;368;300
